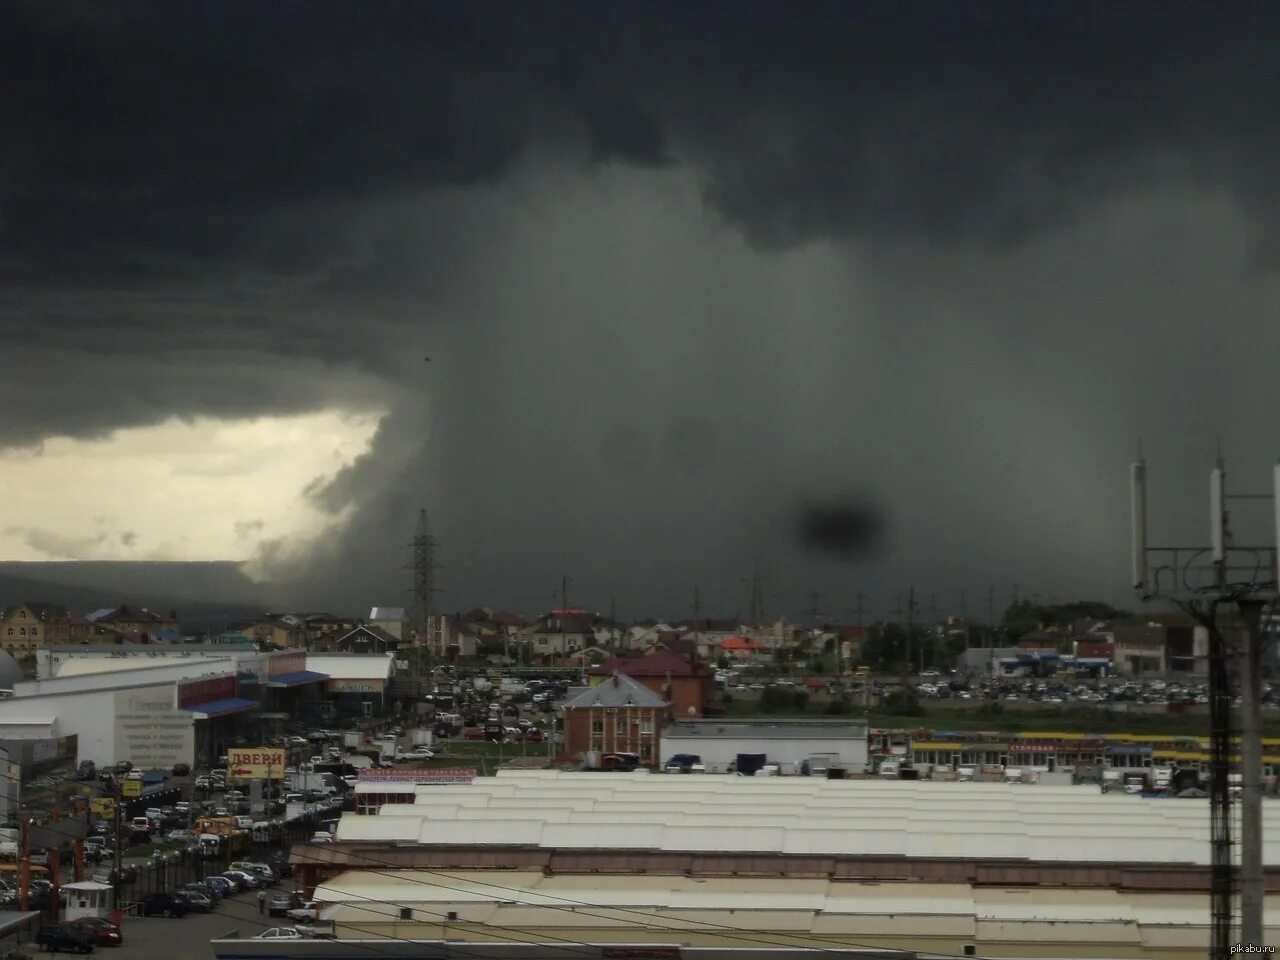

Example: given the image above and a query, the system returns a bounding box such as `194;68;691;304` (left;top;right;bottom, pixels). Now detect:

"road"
109;889;282;959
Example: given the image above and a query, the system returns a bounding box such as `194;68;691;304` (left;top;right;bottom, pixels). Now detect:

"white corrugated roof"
309;870;1280;945
336;769;1280;866
305;653;394;680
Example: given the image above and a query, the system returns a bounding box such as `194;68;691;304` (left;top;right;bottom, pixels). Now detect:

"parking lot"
101;889;278;960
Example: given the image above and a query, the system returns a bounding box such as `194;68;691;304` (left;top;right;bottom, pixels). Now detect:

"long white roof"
336;768;1280;866
309;870;1280;948
305;653;395;680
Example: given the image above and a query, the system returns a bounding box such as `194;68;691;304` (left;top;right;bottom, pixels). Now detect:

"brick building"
561;673;668;766
586;649;715;719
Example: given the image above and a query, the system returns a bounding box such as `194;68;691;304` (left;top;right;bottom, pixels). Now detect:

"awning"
183;697;258;719
265;670;329;688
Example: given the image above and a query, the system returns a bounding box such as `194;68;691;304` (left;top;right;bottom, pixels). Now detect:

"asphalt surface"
107;888;280;960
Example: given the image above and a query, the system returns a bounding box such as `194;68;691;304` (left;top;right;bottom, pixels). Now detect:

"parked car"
181;880;222;904
141;892;188;917
203;875;235;897
65;916;122;946
254;927;301;940
177;889;213;913
287;900;319;923
268;892;298;917
222;870;261;890
36;924;95;953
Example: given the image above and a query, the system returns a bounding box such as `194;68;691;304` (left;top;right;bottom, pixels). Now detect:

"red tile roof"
722;636;764;651
587;649;709;678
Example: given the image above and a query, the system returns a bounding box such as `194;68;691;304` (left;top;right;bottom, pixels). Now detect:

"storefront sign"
177;675;236;709
227;747;286;781
357;767;475;784
328;678;382;694
121;779;141;797
268;651;306;677
114;687;195;770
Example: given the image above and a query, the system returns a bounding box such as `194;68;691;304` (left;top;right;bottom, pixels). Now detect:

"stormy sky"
4;1;1280;622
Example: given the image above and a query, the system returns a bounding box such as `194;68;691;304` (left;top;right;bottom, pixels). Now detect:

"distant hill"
0;561;275;633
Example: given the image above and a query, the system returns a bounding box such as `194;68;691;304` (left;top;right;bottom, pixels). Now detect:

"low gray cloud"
4;526;109;560
4;4;1280;618
233;520;264;541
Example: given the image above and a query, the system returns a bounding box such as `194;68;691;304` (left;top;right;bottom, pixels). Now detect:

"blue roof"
182;697;257;718
266;670;328;687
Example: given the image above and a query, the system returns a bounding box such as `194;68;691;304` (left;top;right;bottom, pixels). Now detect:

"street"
102;889;279;959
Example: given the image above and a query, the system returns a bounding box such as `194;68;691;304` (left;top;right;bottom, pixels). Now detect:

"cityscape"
4;2;1280;959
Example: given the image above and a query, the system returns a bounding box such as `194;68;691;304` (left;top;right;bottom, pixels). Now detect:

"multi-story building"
0;603;71;655
561;673;668;765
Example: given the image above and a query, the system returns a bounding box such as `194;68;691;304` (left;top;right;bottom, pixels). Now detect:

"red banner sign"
177;674;236;708
357;767;475;784
268;651;306;677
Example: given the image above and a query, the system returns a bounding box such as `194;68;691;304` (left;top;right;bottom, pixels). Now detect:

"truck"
409;728;434;748
1152;766;1173;791
878;758;900;779
343;731;362;750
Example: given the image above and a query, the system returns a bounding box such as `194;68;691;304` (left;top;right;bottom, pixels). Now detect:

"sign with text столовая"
114;688;194;770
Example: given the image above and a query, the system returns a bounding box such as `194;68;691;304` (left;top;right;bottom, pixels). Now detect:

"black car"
36;924;95;953
140;892;188;918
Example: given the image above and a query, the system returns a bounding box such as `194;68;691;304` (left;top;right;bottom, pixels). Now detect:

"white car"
310;833;333;844
254;927;301;940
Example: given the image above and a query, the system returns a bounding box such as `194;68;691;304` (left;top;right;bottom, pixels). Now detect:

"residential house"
426;614;479;660
300;613;353;650
332;624;402;655
91;605;181;643
644;630;698;661
369;607;408;641
565;645;611;668
0;603;71;655
525;610;596;661
721;635;766;660
626;621;675;652
248;616;307;649
586;649;715;719
674;619;742;660
561;672;668;766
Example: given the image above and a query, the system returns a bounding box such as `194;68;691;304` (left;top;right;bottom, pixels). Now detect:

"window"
614;719;625;734
4;629;10;637
17;629;24;637
591;720;603;734
30;628;37;638
640;717;653;734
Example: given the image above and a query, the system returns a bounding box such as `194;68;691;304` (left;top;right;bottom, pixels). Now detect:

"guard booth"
62;881;113;921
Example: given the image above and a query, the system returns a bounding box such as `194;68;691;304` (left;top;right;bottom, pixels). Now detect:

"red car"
66;916;123;946
463;728;485;741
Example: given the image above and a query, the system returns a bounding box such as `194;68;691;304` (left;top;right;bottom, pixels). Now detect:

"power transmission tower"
807;591;821;629
553;575;573;671
741;563;767;629
406;508;443;658
905;586;917;677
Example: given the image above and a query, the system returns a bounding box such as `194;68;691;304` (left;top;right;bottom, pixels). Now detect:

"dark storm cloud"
5;0;1280;275
5;1;1280;618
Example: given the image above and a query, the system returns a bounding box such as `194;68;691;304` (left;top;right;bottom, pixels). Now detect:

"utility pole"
691;587;702;662
608;596;618;651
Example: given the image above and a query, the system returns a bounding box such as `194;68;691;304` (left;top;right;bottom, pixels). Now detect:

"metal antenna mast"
1131;453;1279;957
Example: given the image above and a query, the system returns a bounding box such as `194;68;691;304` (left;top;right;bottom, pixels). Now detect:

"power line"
15;763;993;960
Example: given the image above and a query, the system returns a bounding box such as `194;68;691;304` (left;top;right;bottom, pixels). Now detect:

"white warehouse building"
0;658;253;770
659;719;869;775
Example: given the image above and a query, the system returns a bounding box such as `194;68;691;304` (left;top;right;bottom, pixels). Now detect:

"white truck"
878;758;900;779
1152;766;1173;791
